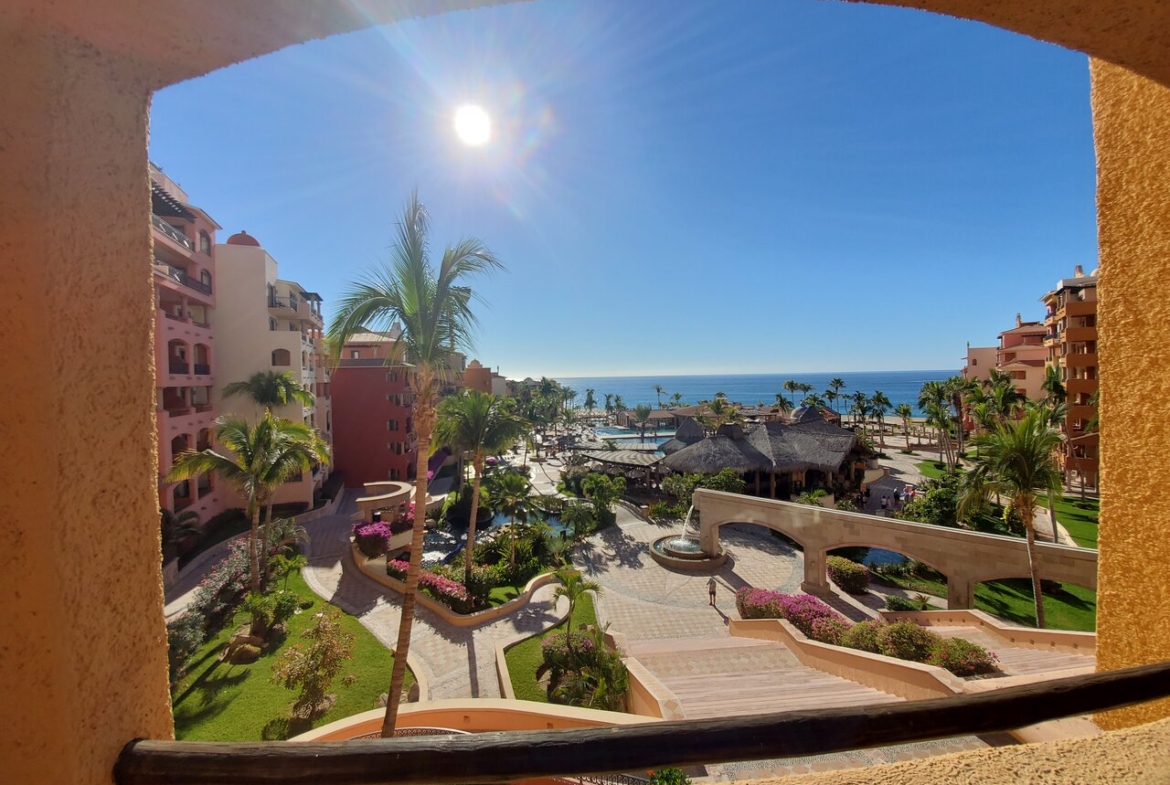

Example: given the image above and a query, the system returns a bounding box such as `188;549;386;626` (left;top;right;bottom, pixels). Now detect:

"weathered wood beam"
116;661;1170;785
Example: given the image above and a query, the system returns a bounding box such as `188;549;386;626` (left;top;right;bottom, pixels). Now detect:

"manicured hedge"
826;555;870;594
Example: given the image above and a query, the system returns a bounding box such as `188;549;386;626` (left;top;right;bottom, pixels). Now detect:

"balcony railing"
151;214;194;250
268;296;299;312
154;258;212;295
164;407;192;418
168;361;189;374
193;363;211;375
193;404;213;414
114;661;1170;785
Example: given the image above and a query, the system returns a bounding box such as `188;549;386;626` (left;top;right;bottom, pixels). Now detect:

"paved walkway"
300;491;567;700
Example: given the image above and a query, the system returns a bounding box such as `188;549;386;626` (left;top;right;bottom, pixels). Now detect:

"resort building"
464;359;509;396
996;313;1048;400
331;330;417;487
150;163;226;520
961;343;997;384
213;231;332;508
1043;265;1100;489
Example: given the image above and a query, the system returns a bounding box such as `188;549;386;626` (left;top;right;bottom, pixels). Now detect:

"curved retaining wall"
353;543;559;627
878;608;1096;655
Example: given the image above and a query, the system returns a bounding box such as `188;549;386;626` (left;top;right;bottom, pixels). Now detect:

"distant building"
961;343;997;384
214;230;332;508
464;360;509;397
1042;266;1100;489
997;314;1048;400
150;163;226;520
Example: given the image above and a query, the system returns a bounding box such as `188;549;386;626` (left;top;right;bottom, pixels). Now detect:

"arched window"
271;348;291;367
199;231;211;254
199;269;212;291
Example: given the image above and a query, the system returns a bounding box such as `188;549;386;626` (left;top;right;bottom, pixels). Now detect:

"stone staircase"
929;626;1096;676
625;636;902;719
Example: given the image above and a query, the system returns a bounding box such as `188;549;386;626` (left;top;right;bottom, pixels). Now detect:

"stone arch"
706;516;813;552
820;540;950;581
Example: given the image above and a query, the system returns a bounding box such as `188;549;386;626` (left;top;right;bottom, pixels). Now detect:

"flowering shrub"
188;539;251;629
541;631;597;671
648;768;691;785
876;621;940;663
826;556;870;594
809;617;850;646
166;612;206;687
927;637;999;676
734;588;843;637
386;560;478;614
841;620;886;653
353;521;393;559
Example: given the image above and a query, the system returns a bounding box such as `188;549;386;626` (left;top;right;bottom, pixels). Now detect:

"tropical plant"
782;379;799;407
603;393;614;417
653;384;665;408
327;191;502;735
773;394;792;416
559;501;596;540
167;413;329;595
697;396;741;433
1041;364;1067;407
580;473;626;520
493;470;534;568
160;507;202;560
795;488;828;506
632;403;653;441
801;392;827;409
827;377;846;417
271;609;355;719
870;390;892;452
895;403;914;448
670;392;683;408
612;395;625;415
583;388;597;415
434;390;526;584
961;409;1063;627
222;370;315;412
850;391;870;435
552;568;601;648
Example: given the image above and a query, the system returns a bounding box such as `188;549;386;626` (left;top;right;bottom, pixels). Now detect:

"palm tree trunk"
1023;502;1047;629
259;498;276;587
247;492;261;595
878;417;886;453
1048;496;1059;543
382;372;435;737
464;453;484;586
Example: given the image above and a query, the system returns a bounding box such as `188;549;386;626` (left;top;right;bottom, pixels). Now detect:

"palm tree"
612;395;625;416
433;390;525;585
552;567;601;648
603;393;614;419
773;393;793;417
962;410;1063;628
159;507;202;559
801;392;827;409
1041;365;1067;407
653;384;664;408
583;389;597;416
632;404;653;441
670;392;683;409
222;370;315;412
919;381;953;467
327;191;502;736
167;413;328;595
871;390;892;453
559;501;596;540
850;391;870;435
782;379;799;407
828;377;846;416
895;403;914;449
494;470;533;568
945;375;978;459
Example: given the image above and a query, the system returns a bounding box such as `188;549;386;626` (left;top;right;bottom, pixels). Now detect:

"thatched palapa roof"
661;423;772;474
658;417;706;456
580;450;662;468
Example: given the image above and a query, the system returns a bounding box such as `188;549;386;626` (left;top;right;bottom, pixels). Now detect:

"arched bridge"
694;489;1098;609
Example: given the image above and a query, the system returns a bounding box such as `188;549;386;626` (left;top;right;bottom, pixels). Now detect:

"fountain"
650;505;727;570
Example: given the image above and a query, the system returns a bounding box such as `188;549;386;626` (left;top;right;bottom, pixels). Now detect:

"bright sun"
453;104;492;146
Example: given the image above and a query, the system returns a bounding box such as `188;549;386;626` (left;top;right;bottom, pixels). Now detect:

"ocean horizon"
554;370;958;417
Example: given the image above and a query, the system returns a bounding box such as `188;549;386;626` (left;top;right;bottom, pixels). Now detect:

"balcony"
153;259;212;295
168;361;189;374
164;407;192;418
151;214;193;251
193;363;211;375
268;295;300;315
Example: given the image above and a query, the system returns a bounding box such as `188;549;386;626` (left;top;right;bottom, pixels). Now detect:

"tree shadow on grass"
173;662;251;710
262;715;312;741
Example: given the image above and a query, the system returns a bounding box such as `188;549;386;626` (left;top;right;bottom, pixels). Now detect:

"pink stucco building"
151;163;226;520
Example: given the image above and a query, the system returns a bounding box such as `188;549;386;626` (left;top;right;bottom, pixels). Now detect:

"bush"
353;522;393;559
809;617;850;646
648;769;691;785
884;594;920;612
841;620;885;653
826;556;870;594
541;631;598;672
927;637;999;676
735;587;785;619
734;588;843;637
647;501;685;521
385;560;478;614
166;612;206;687
876;621;940;663
271;590;301;625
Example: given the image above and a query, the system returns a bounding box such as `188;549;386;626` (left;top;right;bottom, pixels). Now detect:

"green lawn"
1053;495;1100;548
506;593;597;703
872;573;1095;632
915;460;960;480
172;571;410;741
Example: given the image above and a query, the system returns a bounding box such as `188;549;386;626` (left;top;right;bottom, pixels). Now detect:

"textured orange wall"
1090;59;1170;730
0;30;174;785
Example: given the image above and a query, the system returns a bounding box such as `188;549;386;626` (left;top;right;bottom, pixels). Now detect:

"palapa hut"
658;417;706;456
661;409;867;500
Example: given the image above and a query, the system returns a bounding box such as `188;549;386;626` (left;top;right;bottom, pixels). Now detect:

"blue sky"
149;0;1097;380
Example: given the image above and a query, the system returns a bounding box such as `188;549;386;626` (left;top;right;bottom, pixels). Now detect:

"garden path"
300;490;567;700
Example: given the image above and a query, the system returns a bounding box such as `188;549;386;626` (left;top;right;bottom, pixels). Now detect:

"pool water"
418;511;568;567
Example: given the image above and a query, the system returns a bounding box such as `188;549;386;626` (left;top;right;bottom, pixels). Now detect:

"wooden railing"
115;661;1170;785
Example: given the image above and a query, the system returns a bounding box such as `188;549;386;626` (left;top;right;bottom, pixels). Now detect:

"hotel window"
388;419;399;432
200;270;212;290
971;359;977;366
389;469;400;481
269;318;277;331
199;231;211;254
351;350;360;359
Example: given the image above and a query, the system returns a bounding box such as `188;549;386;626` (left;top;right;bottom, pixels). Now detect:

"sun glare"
454;104;492;146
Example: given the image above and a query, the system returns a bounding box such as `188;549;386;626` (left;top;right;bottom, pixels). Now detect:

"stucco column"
800;550;832;597
1090;59;1170;729
946;577;973;610
0;30;173;784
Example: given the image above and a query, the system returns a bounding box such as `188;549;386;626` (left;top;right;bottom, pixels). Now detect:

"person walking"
707;577;718;606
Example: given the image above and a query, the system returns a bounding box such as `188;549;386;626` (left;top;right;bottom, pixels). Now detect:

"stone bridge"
694;489;1098;609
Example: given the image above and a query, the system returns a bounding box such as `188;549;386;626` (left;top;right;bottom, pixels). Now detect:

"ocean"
554;370;958;417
